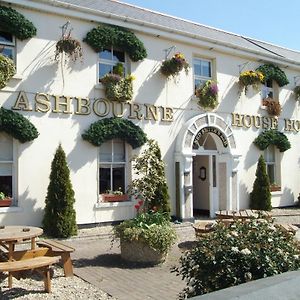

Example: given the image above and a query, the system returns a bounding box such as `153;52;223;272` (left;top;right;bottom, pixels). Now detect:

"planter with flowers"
196;80;219;110
239;70;264;94
113;139;175;265
294;86;300;100
55;35;83;62
160;52;190;79
0;54;16;89
100;189;129;202
100;63;134;102
0;192;12;207
262;97;281;117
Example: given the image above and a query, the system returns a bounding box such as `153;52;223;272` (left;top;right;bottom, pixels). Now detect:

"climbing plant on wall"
253;129;291;152
82;117;147;149
83;24;147;61
256;64;289;87
0;107;39;143
0;5;37;40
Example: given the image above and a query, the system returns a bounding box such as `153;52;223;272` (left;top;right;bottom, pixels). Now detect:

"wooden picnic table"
216;209;271;220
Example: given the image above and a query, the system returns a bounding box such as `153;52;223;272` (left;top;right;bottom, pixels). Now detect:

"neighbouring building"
0;0;300;226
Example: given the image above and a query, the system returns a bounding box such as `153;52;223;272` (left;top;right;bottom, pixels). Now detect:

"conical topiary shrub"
42;144;77;238
250;155;272;211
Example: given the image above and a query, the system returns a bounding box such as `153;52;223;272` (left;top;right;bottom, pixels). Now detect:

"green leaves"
0;5;36;40
83;24;147;62
174;219;300;299
254;129;291;152
0;54;16;89
0;107;39;143
82;117;147;149
256;64;289;87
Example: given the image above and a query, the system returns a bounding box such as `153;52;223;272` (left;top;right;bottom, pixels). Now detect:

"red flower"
134;204;140;210
138;200;143;206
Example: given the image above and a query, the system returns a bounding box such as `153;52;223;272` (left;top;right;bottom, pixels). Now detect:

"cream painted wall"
0;3;300;225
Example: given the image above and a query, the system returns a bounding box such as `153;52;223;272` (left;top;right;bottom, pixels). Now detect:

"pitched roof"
15;0;300;64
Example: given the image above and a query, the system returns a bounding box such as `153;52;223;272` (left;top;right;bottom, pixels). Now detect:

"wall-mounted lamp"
199;166;206;181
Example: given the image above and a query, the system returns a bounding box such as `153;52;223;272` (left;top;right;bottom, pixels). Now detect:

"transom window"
99;139;127;195
98;47;126;81
0;30;15;60
264;145;279;185
0;132;13;200
193;58;212;90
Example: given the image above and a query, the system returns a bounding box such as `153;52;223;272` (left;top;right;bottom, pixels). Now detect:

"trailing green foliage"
250;155;272;211
0;54;16;89
256;64;289;87
83;24;147;61
254;129;291;152
42;144;77;238
0;107;38;143
173;219;300;298
114;210;176;253
82;117;147;149
129;139;171;214
0;5;37;40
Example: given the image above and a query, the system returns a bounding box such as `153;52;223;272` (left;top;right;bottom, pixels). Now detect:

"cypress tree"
250;155;272;211
42;144;77;238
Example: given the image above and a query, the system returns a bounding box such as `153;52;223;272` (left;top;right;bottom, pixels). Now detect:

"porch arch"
175;113;241;221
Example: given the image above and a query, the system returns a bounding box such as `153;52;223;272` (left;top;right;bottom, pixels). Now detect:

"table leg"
8;242;14;288
31;237;36;250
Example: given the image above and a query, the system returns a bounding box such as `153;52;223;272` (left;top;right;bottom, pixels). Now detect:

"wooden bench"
0;255;60;292
37;240;75;277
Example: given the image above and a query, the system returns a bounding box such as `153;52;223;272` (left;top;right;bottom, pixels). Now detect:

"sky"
120;0;300;52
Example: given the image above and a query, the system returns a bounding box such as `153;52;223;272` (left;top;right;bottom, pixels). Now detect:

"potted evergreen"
113;139;176;265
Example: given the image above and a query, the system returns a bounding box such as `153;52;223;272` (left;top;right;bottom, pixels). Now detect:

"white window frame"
0;132;16;205
262;79;279;100
193;57;212;91
98;139;129;197
0;30;16;61
264;145;281;187
98;46;127;83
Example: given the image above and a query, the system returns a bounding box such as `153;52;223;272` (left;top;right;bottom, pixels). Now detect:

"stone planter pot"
120;239;167;265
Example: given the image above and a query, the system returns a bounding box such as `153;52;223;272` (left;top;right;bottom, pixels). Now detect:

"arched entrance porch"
175;113;241;221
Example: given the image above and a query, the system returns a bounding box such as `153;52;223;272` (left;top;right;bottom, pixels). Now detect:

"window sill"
0;206;23;214
94;83;104;90
94;201;134;209
12;74;23;80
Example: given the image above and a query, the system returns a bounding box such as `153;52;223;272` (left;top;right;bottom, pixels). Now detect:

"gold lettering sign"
194;126;228;148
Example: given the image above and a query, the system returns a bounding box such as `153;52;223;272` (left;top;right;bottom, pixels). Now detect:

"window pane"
194;62;202;76
112;166;125;193
99;166;111;193
267;165;275;184
0;175;12;197
202;61;211;77
99;49;112;60
99;141;112;162
0;31;13;44
0;133;13;161
113;50;125;62
113;140;125;162
0;163;12;176
99;63;113;79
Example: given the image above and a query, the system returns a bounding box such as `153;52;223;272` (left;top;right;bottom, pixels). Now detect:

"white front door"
209;154;218;218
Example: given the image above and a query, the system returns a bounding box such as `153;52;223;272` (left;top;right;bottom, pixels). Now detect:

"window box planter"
0;197;12;207
270;185;281;192
101;194;129;202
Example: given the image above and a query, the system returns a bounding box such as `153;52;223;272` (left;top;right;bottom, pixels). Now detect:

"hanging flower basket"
262;98;281;117
55;36;83;62
239;70;264;94
0;54;16;89
195;80;219;110
160;52;190;78
100;73;134;102
294;86;300;100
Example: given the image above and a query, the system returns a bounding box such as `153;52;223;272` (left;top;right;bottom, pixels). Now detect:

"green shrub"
42;144;77;238
114;210;176;253
0;54;16;89
173;219;300;299
256;64;289;87
250;155;272;211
